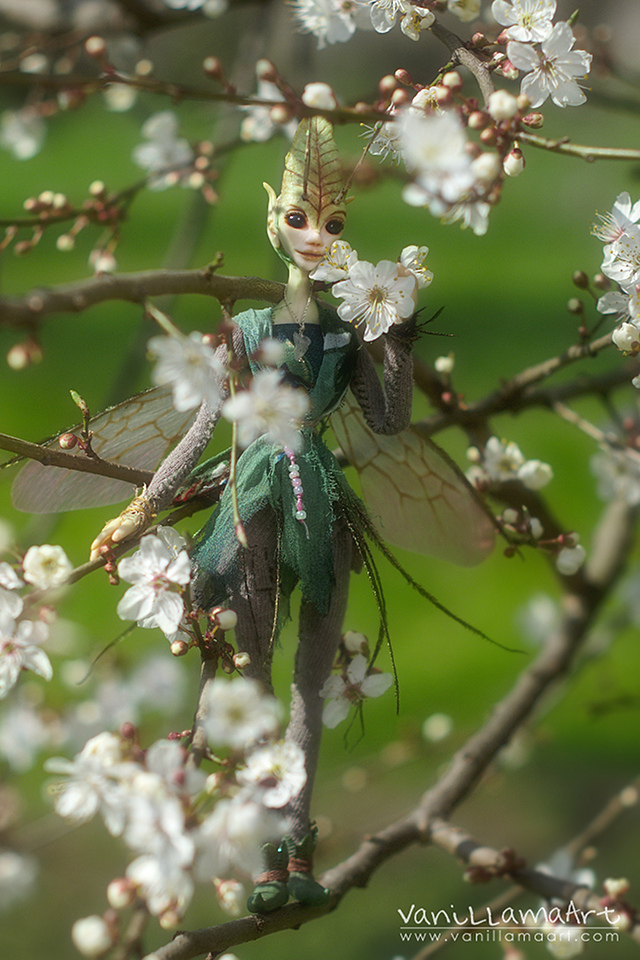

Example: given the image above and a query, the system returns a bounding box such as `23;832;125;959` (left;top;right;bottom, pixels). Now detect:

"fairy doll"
87;117;429;912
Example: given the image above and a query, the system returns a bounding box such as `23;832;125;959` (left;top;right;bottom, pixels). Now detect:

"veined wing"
12;385;196;513
331;391;495;566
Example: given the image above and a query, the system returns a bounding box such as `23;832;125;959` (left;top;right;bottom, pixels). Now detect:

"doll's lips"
300;250;324;261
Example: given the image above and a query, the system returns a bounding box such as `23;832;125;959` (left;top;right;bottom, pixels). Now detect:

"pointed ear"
263;182;280;250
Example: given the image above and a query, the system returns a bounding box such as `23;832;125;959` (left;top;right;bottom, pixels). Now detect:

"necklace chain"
283;291;312;330
283;292;313;361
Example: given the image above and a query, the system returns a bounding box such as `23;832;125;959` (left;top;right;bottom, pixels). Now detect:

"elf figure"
90;117;419;912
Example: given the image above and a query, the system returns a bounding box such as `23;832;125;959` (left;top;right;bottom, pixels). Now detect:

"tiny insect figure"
16;118;493;914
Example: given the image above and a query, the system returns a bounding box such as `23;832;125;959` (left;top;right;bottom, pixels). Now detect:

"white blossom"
479;436;526;480
319;654;393;728
310;240;359;283
291;0;360;49
399;245;433;290
71;915;113;958
126;850;194;918
593;193;640;250
0;697;51;770
556;543;586;576
601;226;640;291
591;447;640;506
441;198;492;236
333;259;416;341
202;677;283;750
422;712;454;742
507;22;592;109
0;109;46;159
132;111;194;189
214;878;245;916
149;331;227;413
447;0;480;22
0;562;23;592
541;921;585;958
492;0;556;42
597;286;640;327
399;109;474;207
237;740;307;808
45;732;136;835
517;592;561;645
222;369;310;452
517;458;553;490
195;797;286;880
240;80;298;143
117;532;192;638
362;119;401;161
22;543;72;590
366;0;434;38
0;849;38;911
0;615;52;698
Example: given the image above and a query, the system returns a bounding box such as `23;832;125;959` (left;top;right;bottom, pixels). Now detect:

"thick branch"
430;21;494;105
0;269;284;327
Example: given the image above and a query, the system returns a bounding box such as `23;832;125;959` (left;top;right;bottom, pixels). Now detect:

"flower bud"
56;234;75;251
7;339;43;369
379;74;397;96
255;59;277;82
467;110;488;130
233;651;251;669
203;56;223;79
71;915;113;957
343;631;368;654
212;607;238;631
488;89;518;121
572;270;589;289
603;877;630;900
522;112;544;128
500;59;519;80
107;877;136;910
270;104;292;126
85;36;107;60
612;322;640;353
441;71;462;91
472;152;501;183
58;432;79;449
302;82;337;110
503;147;525;177
434;353;455;374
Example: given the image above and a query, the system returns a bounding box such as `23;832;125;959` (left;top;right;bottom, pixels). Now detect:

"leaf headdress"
264;117;348;263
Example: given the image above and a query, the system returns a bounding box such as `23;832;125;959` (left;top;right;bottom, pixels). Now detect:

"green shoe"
246;842;289;914
285;828;331;907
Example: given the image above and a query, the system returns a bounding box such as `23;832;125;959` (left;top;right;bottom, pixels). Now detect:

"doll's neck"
274;266;319;325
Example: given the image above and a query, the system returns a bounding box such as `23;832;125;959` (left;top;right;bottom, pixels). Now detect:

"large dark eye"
326;218;344;236
285;211;307;229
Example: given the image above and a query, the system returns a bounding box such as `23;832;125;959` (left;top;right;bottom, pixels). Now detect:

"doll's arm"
349;322;415;436
89;330;243;560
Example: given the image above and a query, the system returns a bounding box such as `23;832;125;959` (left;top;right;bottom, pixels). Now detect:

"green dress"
190;302;362;618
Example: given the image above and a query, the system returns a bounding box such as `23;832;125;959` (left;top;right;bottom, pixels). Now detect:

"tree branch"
0;268;285;328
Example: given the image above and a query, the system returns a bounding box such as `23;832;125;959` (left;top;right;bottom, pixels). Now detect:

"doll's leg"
281;521;353;905
219;508;279;689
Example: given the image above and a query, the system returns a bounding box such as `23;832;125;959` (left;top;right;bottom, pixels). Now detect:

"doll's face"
275;204;346;273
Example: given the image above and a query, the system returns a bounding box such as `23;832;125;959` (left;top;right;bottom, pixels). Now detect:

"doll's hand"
89;494;156;561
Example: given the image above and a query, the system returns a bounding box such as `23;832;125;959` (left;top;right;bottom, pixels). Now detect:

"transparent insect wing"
11;385;196;513
332;392;495;566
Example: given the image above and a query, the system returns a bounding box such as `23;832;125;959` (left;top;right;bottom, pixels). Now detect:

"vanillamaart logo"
398;901;622;948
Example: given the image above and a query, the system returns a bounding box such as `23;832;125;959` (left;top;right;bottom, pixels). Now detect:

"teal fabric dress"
190;302;362;618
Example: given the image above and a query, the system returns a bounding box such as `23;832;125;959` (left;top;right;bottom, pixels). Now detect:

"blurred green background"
1;3;640;959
